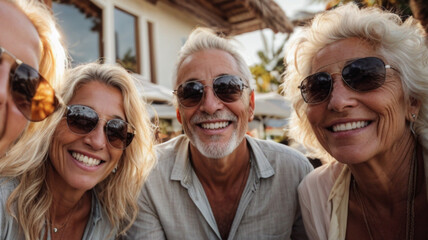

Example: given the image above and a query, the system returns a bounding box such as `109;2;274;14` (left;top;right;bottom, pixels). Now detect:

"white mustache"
190;110;237;124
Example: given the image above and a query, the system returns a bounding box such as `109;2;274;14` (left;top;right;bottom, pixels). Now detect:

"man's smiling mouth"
200;121;231;130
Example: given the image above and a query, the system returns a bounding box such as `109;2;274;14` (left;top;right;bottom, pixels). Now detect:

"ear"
407;96;422;121
248;90;255;122
176;108;182;124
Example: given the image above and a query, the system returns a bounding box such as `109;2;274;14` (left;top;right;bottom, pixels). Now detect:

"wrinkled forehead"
175;49;241;87
313;58;361;73
310;38;379;74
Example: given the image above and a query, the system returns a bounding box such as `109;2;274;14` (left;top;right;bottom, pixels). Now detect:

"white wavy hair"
282;3;428;162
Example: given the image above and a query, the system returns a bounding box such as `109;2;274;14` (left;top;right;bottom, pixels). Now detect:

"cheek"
306;105;324;128
306;105;330;145
49;141;66;176
7;97;28;137
179;109;193;129
376;100;408;139
373;87;407;132
49;123;75;156
109;148;123;166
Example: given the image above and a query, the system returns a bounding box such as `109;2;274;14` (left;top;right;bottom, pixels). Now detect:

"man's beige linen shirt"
127;135;313;240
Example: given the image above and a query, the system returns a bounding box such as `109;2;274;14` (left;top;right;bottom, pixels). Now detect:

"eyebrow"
110;114;125;121
313;57;360;72
183;73;231;83
184;78;200;82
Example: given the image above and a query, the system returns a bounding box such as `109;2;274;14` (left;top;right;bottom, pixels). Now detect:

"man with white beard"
127;27;313;240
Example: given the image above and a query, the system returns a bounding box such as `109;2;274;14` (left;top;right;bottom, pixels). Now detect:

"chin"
193;132;240;159
67;176;100;192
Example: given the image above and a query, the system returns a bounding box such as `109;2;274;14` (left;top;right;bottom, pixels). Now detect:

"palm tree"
314;0;411;17
250;31;290;93
410;0;428;33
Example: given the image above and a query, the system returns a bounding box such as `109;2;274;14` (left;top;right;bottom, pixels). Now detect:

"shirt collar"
91;189;102;224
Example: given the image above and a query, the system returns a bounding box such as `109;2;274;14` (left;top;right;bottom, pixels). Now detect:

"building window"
114;8;140;73
52;0;103;65
147;21;156;83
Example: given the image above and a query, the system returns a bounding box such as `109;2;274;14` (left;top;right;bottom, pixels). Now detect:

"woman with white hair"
283;3;428;240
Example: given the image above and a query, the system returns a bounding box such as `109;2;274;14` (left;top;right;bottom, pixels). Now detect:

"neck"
46;164;88;218
190;137;250;189
350;135;417;205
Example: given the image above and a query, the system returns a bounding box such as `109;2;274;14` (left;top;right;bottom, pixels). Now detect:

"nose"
327;74;358;112
83;121;107;150
198;86;224;115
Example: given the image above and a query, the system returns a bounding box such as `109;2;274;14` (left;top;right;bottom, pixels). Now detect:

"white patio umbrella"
254;92;291;119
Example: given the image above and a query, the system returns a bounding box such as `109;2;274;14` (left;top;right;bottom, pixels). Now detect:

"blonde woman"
0;0;67;156
0;63;156;239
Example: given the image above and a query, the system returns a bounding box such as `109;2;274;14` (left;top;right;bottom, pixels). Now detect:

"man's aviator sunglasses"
0;46;59;121
66;105;135;150
299;57;398;104
173;74;249;108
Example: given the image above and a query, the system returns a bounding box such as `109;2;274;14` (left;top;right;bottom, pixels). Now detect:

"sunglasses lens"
301;72;332;103
342;57;386;91
177;81;204;107
213;75;245;103
67;105;134;149
66;105;99;134
106;119;134;149
11;63;59;121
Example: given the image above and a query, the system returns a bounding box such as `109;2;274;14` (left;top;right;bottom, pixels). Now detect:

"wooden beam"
229;24;262;35
164;0;230;27
219;1;243;11
145;0;158;4
228;12;255;23
194;0;224;17
226;7;247;16
211;0;229;4
232;18;260;29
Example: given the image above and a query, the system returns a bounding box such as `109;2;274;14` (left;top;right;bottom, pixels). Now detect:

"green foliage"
116;48;137;73
324;0;412;17
250;31;290;93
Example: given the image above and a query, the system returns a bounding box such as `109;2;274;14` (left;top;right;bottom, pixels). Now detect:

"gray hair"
172;28;252;107
282;3;428;161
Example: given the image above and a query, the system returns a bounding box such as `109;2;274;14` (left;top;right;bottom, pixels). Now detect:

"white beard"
190;129;243;159
183;109;246;159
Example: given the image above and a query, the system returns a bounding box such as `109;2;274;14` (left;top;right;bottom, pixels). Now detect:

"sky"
234;0;325;66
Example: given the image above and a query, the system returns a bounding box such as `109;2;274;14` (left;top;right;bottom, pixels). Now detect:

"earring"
112;166;117;173
410;113;416;136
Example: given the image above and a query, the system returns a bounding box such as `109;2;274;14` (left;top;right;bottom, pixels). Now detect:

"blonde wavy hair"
282;3;428;162
4;0;68;140
2;62;156;239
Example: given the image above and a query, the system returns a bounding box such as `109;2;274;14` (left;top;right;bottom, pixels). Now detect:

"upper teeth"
72;152;101;167
332;121;369;132
201;121;229;130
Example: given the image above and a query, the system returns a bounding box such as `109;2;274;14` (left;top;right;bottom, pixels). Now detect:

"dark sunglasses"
299;57;398;104
66;104;135;150
173;74;249;108
0;46;59;121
